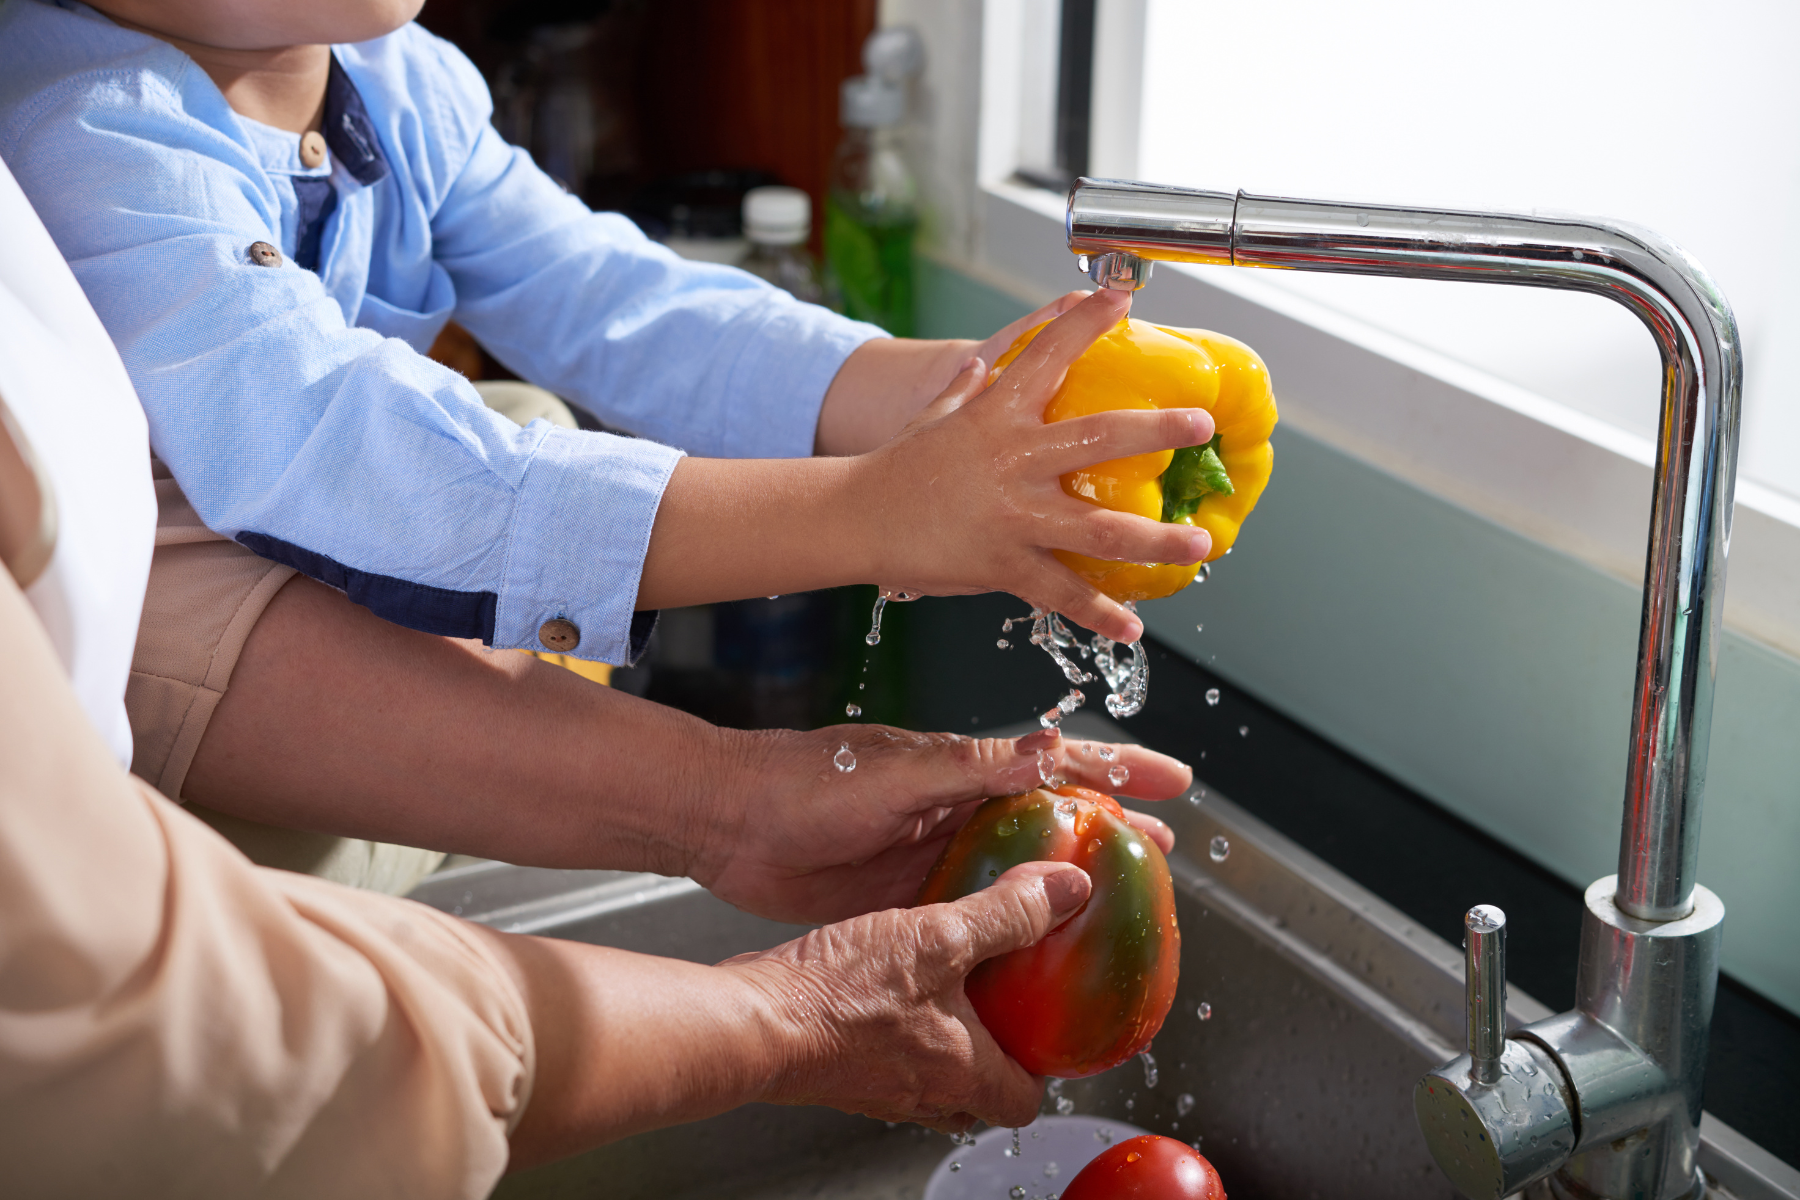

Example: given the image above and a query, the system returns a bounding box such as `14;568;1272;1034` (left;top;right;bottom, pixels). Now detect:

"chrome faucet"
1062;178;1740;1200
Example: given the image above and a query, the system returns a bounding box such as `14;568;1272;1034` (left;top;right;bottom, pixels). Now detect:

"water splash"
1055;1095;1074;1115
1140;1051;1159;1089
1107;764;1130;789
1205;688;1220;706
845;703;861;718
1197;1001;1213;1020
833;744;857;773
1208;835;1230;862
1177;1092;1196;1116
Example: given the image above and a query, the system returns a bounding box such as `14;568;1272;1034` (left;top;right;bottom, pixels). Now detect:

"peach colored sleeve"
0;573;533;1200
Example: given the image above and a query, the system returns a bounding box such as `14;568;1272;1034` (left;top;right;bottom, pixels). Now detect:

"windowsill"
971;179;1800;662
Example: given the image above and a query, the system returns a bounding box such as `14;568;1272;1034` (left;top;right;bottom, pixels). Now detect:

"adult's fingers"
1038;406;1215;474
933;861;1092;977
1121;810;1176;855
975;290;1091;364
1055;737;1193;802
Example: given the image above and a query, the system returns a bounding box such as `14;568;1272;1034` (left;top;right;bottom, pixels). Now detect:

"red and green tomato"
914;784;1180;1078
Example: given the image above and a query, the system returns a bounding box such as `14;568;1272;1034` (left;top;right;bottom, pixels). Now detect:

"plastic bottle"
739;186;828;306
825;74;917;335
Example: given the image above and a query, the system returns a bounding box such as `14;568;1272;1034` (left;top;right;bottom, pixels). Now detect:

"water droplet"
1088;838;1102;852
1125;1097;1135;1111
1038;749;1056;786
951;1131;976;1146
858;681;865;690
1010;1188;1027;1199
845;703;861;718
833;744;857;772
949;1161;961;1172
1209;835;1230;862
1126;1150;1141;1163
865;596;887;645
1205;688;1220;706
1140;1051;1159;1088
1197;562;1211;583
1238;725;1249;737
1177;1092;1196;1116
1044;1161;1060;1177
1197;1001;1213;1020
1095;1128;1114;1145
1098;746;1116;762
1055;1095;1075;1115
1356;211;1370;227
1195;623;1204;633
1107;764;1130;789
997;638;1011;649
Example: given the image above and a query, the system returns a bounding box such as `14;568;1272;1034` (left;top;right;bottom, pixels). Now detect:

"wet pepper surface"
915;785;1180;1078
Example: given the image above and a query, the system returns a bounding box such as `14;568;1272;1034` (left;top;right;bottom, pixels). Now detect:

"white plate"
923;1115;1152;1200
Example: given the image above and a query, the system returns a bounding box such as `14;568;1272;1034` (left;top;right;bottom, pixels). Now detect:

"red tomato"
914;785;1179;1077
1061;1135;1226;1200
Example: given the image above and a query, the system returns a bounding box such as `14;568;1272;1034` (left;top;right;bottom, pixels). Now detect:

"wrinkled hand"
694;725;1187;925
727;861;1092;1131
850;288;1214;643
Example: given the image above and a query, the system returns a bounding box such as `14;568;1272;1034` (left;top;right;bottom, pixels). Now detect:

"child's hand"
850;288;1214;644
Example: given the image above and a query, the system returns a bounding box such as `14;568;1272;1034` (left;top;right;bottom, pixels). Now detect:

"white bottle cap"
742;186;810;246
840;74;905;128
863;27;924;81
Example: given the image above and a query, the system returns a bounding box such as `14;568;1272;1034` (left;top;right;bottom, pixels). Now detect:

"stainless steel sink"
409;713;1799;1200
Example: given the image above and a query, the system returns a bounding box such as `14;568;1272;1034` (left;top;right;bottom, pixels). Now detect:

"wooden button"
299;130;328;169
247;241;282;267
538;618;580;653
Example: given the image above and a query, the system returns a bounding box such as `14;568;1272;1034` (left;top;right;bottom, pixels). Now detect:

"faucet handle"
1465;904;1506;1084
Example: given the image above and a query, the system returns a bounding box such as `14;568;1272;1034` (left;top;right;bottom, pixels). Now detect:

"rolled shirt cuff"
496;425;683;665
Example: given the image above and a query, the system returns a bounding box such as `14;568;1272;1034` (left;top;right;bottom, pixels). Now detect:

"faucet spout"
1066;177;1742;1200
1068;177;1741;922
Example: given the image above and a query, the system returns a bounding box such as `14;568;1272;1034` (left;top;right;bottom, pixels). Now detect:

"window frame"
946;0;1800;659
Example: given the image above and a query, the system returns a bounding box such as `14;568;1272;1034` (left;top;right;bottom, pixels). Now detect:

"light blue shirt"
0;0;884;663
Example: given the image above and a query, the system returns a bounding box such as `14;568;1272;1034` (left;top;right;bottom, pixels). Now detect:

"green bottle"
825;74;917;336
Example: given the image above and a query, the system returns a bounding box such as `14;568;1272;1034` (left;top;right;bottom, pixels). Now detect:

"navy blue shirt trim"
324;54;390;186
238;531;497;643
292;176;337;271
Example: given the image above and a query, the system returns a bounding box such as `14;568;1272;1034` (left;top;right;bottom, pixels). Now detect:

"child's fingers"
1050;505;1212;570
994;290;1130;413
975;290;1092;364
912;355;989;424
1037;407;1214;474
1019;557;1144;645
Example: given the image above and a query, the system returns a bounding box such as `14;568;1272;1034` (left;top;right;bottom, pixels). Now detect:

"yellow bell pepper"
994;317;1278;602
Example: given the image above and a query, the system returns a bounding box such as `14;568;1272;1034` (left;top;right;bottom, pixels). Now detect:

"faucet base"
1547;1165;1706;1200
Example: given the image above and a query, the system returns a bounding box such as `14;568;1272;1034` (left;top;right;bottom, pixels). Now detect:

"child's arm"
638;289;1214;644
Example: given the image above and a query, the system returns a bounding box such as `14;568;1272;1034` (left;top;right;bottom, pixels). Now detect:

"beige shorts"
125;464;446;895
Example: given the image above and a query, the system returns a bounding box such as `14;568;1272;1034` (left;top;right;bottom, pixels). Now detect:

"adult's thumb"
944;862;1092;973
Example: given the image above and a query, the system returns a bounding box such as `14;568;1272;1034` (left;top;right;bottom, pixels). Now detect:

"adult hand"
695;725;1187;925
727;861;1094;1131
849;288;1214;644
